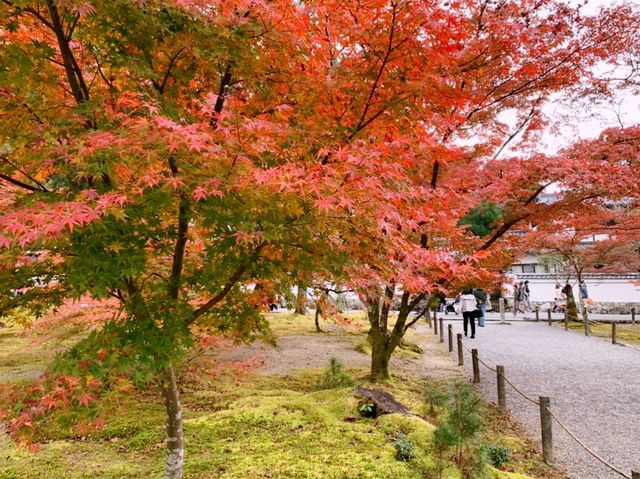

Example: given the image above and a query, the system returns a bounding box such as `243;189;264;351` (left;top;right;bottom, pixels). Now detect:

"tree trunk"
294;284;307;315
314;304;322;332
366;289;421;381
163;363;184;479
563;284;579;322
370;333;393;381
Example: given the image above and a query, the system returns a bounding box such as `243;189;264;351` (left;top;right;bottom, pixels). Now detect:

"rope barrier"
445;324;632;478
546;407;632;479
501;374;540;406
461;342;497;373
554;316;640;354
459;338;538;404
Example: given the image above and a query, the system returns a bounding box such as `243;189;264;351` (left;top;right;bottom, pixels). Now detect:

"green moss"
564;322;640;345
0;318;562;479
488;466;534;478
0;323;89;383
355;340;372;355
183;388;419;478
0;437;163;478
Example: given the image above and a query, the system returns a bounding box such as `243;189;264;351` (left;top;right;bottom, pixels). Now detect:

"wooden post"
631;471;639;479
539;396;554;464
564;310;568;330
612;322;617;345
457;334;463;366
632;307;636;325
496;365;506;410
448;324;453;353
434;314;439;335
472;349;480;383
547;308;552;324
499;297;506;324
426;309;432;328
535;306;540;322
584;316;589;336
439;317;444;343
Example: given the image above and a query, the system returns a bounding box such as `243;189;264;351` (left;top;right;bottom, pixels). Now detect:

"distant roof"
536;193;560;205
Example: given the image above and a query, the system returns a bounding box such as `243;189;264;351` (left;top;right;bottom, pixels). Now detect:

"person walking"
473;287;488;327
579;280;589;301
512;282;522;316
553;284;566;313
460;288;478;338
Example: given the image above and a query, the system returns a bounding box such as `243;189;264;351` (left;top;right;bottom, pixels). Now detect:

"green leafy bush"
359;402;375;417
317;357;354;389
392;432;415;462
487;444;510;469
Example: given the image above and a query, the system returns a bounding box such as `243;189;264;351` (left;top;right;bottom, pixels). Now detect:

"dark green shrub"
423;382;449;417
393;432;415;462
487;444;510;469
317;357;354;389
431;382;487;479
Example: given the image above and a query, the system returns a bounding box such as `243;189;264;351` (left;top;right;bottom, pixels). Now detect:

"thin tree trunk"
163;363;184;479
294;284;308;315
314;304;322;332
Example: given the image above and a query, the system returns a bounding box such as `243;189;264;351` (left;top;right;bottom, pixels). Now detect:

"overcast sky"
512;0;640;154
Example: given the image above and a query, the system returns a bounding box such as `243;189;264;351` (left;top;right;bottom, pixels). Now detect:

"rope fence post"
564;310;568;330
496;365;506;410
457;334;463;366
535;306;540;322
499;297;506;324
448;324;453;353
539;396;554;464
439;317;444;343
632;307;636;325
584;315;589;337
631;471;639;479
612;322;617;345
547;308;552;324
472;349;480;383
434;313;439;336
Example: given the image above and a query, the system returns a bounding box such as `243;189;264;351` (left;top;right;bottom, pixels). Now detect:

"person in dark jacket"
473;288;488;327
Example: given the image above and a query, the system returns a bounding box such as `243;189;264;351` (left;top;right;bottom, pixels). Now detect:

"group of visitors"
446;279;592;337
454;287;487;339
512;280;532;315
553;284;567;312
552;280;589;313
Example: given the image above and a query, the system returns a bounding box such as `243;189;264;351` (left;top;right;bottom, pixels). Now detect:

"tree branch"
190;242;267;322
0;173;46;192
154;47;186;95
210;63;233;128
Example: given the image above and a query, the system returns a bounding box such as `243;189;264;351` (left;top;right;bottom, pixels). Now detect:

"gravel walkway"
433;319;640;479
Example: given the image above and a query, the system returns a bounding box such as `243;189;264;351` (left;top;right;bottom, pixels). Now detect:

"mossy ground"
562;321;640;346
1;311;569;479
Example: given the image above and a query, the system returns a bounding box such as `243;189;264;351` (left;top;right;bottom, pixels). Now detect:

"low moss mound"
0;374;545;479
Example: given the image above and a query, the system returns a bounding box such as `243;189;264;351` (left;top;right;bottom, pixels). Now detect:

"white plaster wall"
507;275;640;303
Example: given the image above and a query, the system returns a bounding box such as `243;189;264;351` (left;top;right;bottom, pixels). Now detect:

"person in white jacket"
459;289;478;338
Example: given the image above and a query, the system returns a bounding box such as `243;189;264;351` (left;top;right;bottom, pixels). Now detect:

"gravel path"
434;319;640;479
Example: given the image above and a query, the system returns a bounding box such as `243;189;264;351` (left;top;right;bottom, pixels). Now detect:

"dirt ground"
219;316;462;381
